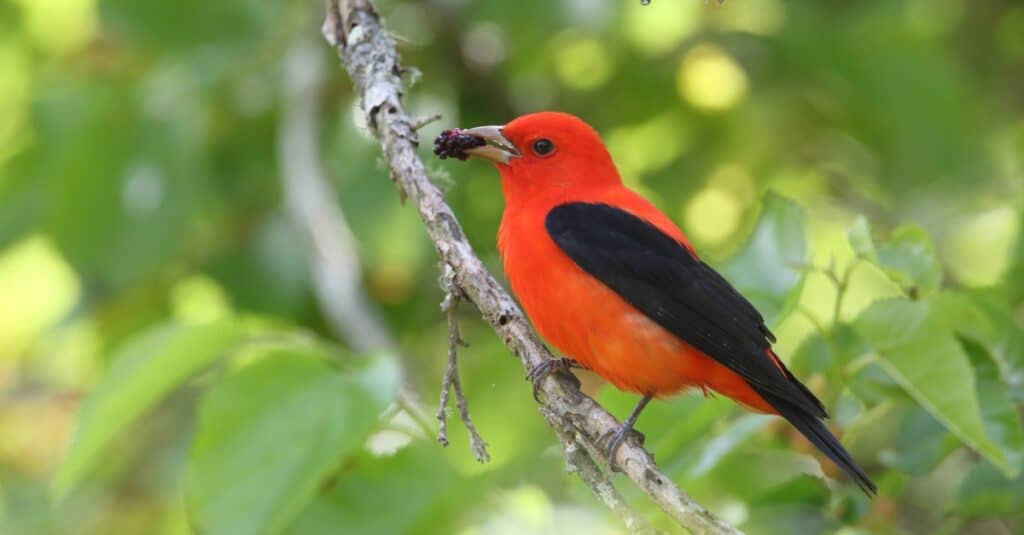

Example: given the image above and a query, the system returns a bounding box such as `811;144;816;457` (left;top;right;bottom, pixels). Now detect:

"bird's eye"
532;138;555;156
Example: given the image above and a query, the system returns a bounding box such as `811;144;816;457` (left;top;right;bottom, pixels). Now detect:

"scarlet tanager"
434;111;876;494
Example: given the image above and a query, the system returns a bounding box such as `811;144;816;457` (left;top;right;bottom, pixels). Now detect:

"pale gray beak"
462;125;520;164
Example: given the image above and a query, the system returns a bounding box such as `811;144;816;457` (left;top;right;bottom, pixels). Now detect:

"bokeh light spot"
713;0;786;36
461;22;506;72
0;237;80;362
509;74;556;113
677;44;748;111
553;37;612;91
171;276;233;324
12;0;97;55
606;114;690;178
122;162;166;218
684;186;742;245
945;206;1019;287
708;163;756;206
622;0;700;55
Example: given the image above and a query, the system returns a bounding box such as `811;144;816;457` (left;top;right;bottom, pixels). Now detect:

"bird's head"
460;112;622;204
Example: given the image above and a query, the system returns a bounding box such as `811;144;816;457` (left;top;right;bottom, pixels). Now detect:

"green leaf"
185;348;400;535
643;395;736;468
687;414;771;478
700;448;827;499
936;290;1024;401
846;218;942;296
957;462;1024;516
853;298;931;348
288;442;471;535
792;324;871;378
878;404;955;475
876;226;942;295
854;298;1019;476
790;331;832;376
721;192;808;326
929;292;997;343
962;339;1024;475
742;504;837;535
54;320;247;495
845;402;953;476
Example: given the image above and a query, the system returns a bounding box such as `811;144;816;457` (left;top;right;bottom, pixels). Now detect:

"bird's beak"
462;125;520;164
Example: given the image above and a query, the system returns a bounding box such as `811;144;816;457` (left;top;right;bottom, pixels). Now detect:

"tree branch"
542;406;655;534
322;1;743;533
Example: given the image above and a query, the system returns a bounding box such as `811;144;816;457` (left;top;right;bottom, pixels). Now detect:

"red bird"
439;111;875;494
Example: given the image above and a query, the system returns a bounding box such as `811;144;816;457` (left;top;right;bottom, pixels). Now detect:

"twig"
831;259;861;325
436;264;489;461
322;1;742;533
278;31;433;436
412;112;443;131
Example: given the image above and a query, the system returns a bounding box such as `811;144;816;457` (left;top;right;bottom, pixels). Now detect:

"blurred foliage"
1;0;1023;534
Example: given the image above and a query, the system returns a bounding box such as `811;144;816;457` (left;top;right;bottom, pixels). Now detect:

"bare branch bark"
542;406;655;534
322;1;743;533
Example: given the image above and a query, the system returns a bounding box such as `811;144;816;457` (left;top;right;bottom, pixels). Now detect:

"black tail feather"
761;390;877;495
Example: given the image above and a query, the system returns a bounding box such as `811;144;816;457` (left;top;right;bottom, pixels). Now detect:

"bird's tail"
766;392;877;495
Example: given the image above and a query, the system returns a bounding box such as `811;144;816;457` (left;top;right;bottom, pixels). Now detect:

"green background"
1;0;1023;533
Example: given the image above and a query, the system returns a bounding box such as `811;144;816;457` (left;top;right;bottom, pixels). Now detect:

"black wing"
546;202;876;494
545;202;821;415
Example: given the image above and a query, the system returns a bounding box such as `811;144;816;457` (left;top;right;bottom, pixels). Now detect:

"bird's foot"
527;357;582;401
597;423;645;472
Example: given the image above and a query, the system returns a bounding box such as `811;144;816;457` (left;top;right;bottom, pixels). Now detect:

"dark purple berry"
433;128;486;161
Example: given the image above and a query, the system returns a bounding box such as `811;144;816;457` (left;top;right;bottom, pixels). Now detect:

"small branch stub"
412;112;443;131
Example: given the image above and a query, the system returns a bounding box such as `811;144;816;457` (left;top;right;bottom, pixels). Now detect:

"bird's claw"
527;357;582;401
597;424;645;472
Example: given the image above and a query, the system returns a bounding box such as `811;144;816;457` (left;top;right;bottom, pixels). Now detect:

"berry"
433;129;486;161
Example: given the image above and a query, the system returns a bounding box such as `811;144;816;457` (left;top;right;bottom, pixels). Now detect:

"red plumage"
437;111;875;494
